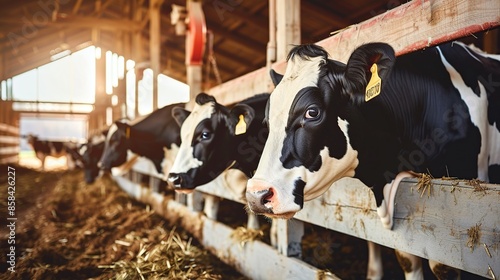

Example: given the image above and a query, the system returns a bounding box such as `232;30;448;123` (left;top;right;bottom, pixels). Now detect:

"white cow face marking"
246;47;359;218
168;101;214;190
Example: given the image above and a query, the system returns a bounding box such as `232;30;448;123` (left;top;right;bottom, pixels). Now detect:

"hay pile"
0;164;246;279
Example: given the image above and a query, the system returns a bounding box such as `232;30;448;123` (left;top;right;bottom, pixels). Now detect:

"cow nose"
246;179;276;214
168;173;182;187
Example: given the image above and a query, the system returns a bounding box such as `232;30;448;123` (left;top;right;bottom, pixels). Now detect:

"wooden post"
275;0;301;61
274;0;304;257
132;0;143;118
0;47;4;83
483;28;498;54
93;30;107;130
186;65;202;110
185;0;205;110
149;0;162;111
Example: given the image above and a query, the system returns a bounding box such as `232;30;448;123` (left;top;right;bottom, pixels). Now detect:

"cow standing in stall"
99;103;184;176
26;134;78;171
246;41;500;279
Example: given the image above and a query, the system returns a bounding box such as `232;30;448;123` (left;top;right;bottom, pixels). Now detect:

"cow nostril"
168;174;182;186
261;188;274;205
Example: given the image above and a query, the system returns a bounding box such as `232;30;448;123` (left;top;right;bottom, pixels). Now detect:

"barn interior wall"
0;101;20;164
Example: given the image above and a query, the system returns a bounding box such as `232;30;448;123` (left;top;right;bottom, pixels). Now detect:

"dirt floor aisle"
0;165;246;280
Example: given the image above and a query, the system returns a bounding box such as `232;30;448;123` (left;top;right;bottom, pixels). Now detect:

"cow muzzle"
167;172;194;193
245;178;297;219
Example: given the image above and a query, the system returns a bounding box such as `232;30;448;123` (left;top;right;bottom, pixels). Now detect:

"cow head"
81;134;106;183
168;93;255;192
246;43;395;218
26;134;38;146
99;121;130;171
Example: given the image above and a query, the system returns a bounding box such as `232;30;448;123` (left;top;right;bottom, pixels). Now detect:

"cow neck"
230;94;269;177
131;103;180;140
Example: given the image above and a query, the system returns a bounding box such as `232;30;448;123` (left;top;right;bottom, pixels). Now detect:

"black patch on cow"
489;164;500;184
130;103;183;173
278;42;499;208
175;93;270;189
280;81;348;172
292;178;305;208
196;93;216;105
439;42;500;132
287;44;329;63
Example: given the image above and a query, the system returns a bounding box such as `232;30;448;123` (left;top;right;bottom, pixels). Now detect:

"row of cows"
27;41;499;279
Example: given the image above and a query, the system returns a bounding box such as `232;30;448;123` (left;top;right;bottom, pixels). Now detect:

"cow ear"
270;69;284;86
115;121;129;131
227;104;255;136
172;107;191;126
342;42;395;104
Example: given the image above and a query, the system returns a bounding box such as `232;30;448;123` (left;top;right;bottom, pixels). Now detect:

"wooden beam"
294;178;500;278
0;46;4;81
301;1;351;30
276;0;300;61
483;28;499;53
207;0;500;106
0;16;140;31
91;0;116;18
208;23;266;53
0;123;20;135
318;0;500;63
1;29;92;75
72;0;84;14
111;175;340;280
149;0;162;111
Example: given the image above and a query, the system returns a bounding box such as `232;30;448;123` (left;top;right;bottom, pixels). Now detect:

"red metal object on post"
186;2;206;66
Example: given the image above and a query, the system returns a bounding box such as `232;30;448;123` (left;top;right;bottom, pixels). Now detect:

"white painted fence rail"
111;0;500;278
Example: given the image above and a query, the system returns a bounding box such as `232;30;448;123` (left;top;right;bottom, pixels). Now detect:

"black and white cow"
26;134;77;171
246;41;500;279
99;103;183;176
78;133;107;184
167;93;270;191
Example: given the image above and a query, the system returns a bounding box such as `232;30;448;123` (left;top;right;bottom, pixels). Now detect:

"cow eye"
305;107;320;120
200;131;211;140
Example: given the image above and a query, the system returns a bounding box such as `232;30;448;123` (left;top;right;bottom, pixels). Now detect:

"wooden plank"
197;169;248;203
207;67;273;106
293;178;500;278
0;146;19;155
207;0;500;106
114;150;500;277
149;0;162;111
317;0;500;63
0;155;18;164
111;174;340;280
276;0;301;61
0;123;19;135
201;216;338;280
0;16;140;31
130;156;163;179
0;135;19;144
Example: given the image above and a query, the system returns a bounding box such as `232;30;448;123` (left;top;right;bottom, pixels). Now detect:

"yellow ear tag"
365;63;382;102
235;114;247;135
125;127;131;139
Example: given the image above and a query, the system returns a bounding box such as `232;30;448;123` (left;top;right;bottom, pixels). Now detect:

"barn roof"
0;0;427;85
